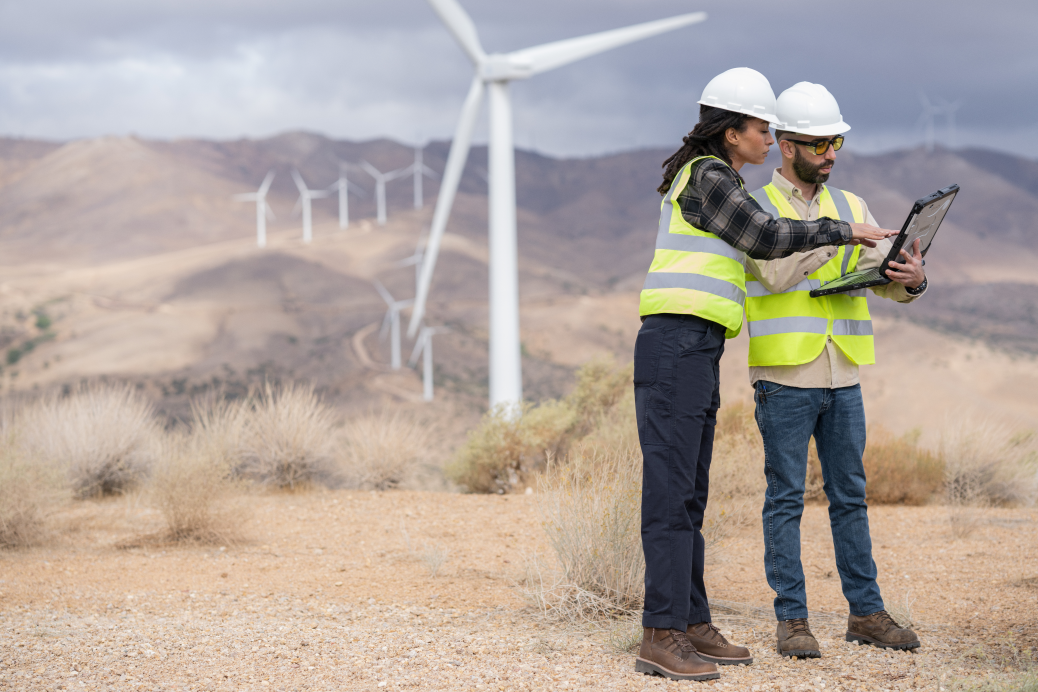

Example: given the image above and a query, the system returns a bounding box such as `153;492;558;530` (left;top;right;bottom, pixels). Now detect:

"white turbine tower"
406;146;439;209
331;163;365;229
233;170;276;248
408;0;708;409
409;325;450;401
918;93;940;153
374;280;413;370
291;170;331;243
360;161;408;226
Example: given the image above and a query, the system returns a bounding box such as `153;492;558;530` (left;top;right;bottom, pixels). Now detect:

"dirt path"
1;491;1036;690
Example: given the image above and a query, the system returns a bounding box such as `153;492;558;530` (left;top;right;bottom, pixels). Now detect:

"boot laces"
786;618;811;637
873;610;902;632
670;630;697;653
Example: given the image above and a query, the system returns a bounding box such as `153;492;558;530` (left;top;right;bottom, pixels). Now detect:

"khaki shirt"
744;169;925;389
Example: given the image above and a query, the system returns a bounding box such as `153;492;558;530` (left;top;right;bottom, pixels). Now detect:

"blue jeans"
635;314;726;630
753;381;884;620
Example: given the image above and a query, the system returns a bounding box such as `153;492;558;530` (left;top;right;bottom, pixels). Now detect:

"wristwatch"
905;277;927;295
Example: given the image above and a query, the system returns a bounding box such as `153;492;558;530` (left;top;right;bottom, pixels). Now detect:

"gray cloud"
0;0;1035;156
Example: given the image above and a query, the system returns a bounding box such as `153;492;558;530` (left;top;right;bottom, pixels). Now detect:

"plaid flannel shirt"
675;158;852;260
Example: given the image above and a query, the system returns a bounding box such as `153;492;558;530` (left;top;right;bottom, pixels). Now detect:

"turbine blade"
379;310;392;341
427;0;487;65
510;11;707;76
291;169;307;194
408;76;485;338
372;279;395;306
292;196;302;217
360;160;381;180
265;201;276;221
258;169;276;195
421;165;438;179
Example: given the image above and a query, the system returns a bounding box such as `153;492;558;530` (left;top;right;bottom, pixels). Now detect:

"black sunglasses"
784;136;845;155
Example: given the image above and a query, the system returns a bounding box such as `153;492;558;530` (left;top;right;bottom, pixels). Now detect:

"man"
744;82;925;658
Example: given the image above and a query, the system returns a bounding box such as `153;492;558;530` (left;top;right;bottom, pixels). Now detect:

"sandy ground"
2;490;1036;691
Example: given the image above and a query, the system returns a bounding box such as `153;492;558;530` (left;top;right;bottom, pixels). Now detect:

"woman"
633;68;895;682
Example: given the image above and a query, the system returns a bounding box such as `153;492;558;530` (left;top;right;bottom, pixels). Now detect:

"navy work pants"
634;313;725;630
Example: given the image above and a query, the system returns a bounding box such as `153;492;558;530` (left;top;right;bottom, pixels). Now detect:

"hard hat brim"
776;120;852;136
697;99;781;125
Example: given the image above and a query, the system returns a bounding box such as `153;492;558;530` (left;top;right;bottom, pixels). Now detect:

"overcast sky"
1;0;1036;158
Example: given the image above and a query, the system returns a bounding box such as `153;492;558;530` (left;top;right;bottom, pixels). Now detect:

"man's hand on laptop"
885;238;925;289
847;223;899;247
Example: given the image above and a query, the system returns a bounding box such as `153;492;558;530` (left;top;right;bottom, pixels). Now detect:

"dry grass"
339;410;430;490
18;383;160;499
0;429;59;548
149;433;243;544
237;383;338;490
529;443;644;620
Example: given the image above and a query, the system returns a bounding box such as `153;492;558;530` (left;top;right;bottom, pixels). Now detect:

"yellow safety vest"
745;183;875;366
639;156;747;338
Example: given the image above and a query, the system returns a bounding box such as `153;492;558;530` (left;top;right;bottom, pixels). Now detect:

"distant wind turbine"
360;161;409;226
374;280;413;370
331;163;365;229
291;170;331;243
396;234;427;292
409;325;450;401
408;0;708;409
405;146;438;209
936;97;962;149
918;93;940;153
233;170;276;248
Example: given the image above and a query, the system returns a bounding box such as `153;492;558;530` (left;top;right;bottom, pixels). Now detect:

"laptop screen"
891;188;958;261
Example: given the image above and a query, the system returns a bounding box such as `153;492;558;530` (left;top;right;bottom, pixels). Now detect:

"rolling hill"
0;133;1034;436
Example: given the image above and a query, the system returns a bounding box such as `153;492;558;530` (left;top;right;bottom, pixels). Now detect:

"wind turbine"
918;93;939;153
408;0;708;409
233;170;276;248
936;97;962;149
360;161;409;226
409;325;450;401
405;145;439;209
373;280;413;370
396;234;427;292
291;170;331;243
330;163;365;229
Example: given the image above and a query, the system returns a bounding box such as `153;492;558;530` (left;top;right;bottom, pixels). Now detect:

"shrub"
446;399;576;493
862;428;944;505
529;443;644;620
237;383;337;490
19;383;160;499
447;360;632;493
339;410;430;490
150;432;242;544
0;431;57;548
942;421;1037;508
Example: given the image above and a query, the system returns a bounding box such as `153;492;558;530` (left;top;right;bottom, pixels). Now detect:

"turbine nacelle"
480;54;533;82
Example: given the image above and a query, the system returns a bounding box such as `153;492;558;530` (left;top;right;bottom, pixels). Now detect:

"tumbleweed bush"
19;383;160;499
0;429;58;548
237;383;338;490
339;409;430;490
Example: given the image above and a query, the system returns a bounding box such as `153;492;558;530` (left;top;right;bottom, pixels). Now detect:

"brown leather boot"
776;618;821;658
686;622;753;665
846;611;920;650
635;628;720;681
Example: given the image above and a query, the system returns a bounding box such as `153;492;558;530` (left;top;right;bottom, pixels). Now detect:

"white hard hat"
697;67;780;125
775;82;851;136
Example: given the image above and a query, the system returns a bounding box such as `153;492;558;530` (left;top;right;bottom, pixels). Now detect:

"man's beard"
792;145;833;185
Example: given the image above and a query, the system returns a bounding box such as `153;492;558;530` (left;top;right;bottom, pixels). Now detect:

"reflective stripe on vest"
745;183;875;366
639;155;747;338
